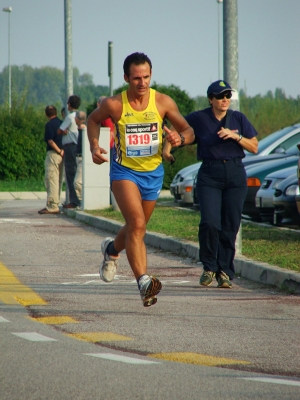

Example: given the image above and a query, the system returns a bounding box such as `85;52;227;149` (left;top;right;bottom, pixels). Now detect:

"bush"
0;98;46;180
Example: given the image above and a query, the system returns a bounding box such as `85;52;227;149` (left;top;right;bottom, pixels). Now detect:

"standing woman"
164;80;258;288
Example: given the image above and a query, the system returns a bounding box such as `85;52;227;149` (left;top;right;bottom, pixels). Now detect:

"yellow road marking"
28;316;78;325
0;262;47;306
65;332;132;342
149;352;250;366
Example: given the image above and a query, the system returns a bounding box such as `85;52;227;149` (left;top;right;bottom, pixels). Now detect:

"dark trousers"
196;158;247;280
63;143;80;206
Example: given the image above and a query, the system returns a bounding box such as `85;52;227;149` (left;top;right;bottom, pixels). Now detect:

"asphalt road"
0;199;300;400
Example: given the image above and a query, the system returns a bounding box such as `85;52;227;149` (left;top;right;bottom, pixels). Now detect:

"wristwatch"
179;133;185;146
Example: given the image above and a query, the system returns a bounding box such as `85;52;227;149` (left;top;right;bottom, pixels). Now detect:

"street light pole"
64;0;73;106
108;41;113;96
64;0;73;205
217;0;223;79
223;0;242;254
3;6;12;110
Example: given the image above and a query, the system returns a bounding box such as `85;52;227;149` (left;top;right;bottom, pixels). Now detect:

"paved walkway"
0;191;299;294
0;192;64;201
0;190;171;201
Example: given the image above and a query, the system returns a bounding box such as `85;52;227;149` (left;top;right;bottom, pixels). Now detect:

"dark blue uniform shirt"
44;117;63;152
185;107;258;160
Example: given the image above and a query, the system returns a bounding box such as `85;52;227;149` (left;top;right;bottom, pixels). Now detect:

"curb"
64;209;300;294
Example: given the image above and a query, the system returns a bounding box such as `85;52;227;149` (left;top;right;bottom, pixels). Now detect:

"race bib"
125;123;159;157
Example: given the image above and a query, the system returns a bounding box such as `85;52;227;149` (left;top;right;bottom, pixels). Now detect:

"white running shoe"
100;237;120;282
139;276;162;307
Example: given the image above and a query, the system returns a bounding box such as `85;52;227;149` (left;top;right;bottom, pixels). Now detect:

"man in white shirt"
58;95;81;208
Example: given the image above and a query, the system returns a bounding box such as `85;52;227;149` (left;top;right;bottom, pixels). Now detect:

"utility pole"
64;0;73;204
223;0;239;111
108;41;113;96
3;6;12;111
107;41;119;211
64;0;73;105
217;0;223;79
223;0;242;254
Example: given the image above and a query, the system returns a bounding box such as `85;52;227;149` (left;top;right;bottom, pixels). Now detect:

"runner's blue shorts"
110;161;164;201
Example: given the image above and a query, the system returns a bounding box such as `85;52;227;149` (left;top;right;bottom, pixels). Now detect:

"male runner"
87;52;194;306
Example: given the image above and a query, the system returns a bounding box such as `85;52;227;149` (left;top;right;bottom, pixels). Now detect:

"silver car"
245;123;300;157
170;162;201;205
255;166;296;223
273;171;299;226
295;143;300;217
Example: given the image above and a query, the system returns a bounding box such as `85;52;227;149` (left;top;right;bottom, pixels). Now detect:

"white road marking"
85;353;161;364
0;219;43;225
76;274;126;280
240;377;300;387
62;276;191;286
12;332;57;341
0;316;10;322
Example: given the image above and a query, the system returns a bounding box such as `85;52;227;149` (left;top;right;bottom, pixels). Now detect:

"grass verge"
86;205;300;273
0;179;45;191
0;180;66;192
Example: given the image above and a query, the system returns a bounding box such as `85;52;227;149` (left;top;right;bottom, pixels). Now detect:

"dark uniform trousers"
196;158;248;280
63;142;80;206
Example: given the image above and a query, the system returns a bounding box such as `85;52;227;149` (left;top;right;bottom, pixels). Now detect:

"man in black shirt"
38;105;64;215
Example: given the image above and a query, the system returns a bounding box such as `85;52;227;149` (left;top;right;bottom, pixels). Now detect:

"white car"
169;162;201;205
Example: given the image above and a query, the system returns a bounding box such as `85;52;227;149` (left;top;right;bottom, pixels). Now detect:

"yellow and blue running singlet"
114;88;164;172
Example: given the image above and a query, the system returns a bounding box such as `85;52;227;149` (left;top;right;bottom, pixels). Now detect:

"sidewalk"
0;191;66;201
0;190;170;201
1;191;299;294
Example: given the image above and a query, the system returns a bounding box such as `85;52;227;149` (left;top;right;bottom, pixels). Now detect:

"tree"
0;65;108;109
151;82;195;116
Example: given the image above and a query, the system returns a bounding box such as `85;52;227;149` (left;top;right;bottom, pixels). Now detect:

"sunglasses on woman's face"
214;92;232;100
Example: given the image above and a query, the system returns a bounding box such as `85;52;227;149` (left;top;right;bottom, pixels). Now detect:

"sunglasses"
214;92;232;100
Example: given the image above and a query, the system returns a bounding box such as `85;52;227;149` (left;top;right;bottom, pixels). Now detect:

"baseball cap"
207;80;233;97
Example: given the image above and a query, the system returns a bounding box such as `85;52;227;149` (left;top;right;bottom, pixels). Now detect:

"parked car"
244;156;299;221
244;123;300;157
192;152;300;212
242;143;300;168
169;162;201;204
295;143;300;216
169;123;300;206
255;166;297;223
273;172;300;227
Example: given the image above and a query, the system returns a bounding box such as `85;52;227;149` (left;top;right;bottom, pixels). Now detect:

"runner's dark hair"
123;52;152;77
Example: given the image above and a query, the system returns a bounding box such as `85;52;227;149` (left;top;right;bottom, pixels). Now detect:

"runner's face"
125;63;152;96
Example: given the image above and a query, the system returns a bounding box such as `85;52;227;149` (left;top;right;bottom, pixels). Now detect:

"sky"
0;0;299;99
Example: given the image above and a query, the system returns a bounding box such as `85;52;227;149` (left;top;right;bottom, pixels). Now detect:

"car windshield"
256;126;298;153
245;126;295;155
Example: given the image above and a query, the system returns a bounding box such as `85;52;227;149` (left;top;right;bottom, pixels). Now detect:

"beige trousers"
44;151;64;211
74;156;82;201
